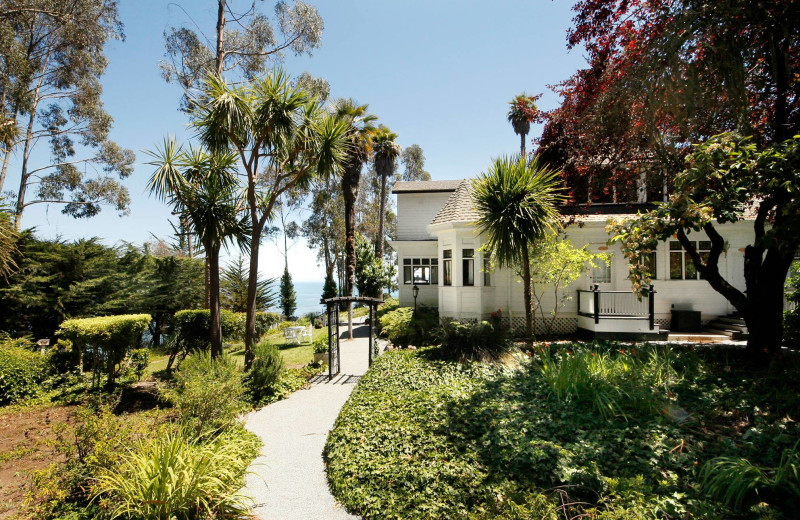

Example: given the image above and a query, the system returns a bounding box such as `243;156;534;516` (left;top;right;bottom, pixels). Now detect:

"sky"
5;0;588;282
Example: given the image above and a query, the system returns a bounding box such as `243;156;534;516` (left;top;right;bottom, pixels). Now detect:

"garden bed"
325;343;800;519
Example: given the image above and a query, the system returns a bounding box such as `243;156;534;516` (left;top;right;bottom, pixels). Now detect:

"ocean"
271;280;397;318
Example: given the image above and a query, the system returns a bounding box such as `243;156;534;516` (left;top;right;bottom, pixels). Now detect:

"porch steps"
703;315;749;340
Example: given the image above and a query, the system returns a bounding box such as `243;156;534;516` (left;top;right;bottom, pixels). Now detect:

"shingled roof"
392;180;463;193
430;181;481;225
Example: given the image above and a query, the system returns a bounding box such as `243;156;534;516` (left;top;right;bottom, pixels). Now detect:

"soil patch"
0;405;76;519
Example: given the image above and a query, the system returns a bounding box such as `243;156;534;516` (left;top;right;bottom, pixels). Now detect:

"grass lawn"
326;343;800;519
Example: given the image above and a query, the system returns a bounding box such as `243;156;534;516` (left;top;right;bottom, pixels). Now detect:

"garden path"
243;318;379;519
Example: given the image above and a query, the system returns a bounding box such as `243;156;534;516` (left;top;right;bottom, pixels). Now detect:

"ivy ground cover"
325;344;800;519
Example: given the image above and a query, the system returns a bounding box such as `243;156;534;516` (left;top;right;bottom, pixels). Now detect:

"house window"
403;257;438;285
669;241;710;280
443;250;452;286
463;249;474;286
592;258;612;284
483;258;491;287
634;252;657;278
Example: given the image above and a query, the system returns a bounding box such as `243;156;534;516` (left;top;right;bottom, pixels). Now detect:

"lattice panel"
504;316;578;337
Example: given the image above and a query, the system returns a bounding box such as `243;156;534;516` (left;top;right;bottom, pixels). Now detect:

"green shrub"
165;352;247;435
92;427;259;520
0;346;50;404
57;314;151;387
129;348;150;381
699;442;800;511
436;318;514;362
173;309;245;352
254;311;281;341
378;306;439;347
784;308;800;348
26;401;173;519
244;342;285;405
313;335;329;354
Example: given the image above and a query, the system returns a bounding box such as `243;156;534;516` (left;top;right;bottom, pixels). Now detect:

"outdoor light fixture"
412;284;419;313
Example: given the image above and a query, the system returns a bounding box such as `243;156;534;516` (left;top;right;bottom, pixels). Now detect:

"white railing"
577;285;656;330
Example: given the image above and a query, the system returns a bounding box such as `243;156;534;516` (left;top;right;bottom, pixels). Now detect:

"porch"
576;285;667;340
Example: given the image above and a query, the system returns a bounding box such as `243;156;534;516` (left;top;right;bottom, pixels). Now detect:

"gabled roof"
392;180;463;194
430;181;481;226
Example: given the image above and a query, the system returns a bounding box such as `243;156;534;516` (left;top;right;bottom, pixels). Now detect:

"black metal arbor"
321;296;383;380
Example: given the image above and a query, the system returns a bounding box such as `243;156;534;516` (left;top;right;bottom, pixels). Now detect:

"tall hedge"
0;346;50;404
58;314;151;387
173;310;280;353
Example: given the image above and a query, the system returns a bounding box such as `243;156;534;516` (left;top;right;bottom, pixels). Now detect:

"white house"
390;180;756;339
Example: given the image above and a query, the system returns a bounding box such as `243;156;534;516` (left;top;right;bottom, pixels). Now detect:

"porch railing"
577;284;656;330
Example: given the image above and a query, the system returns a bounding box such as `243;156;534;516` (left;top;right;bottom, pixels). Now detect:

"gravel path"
243;320;377;519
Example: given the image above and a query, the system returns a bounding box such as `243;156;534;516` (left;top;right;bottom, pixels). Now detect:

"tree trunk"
209;245;223;358
0;106;18;193
743;246;793;360
521;245;533;343
342;167;359;339
14;109;37;229
244;220;262;369
215;0;226;77
520;132;526;157
377;171;387;261
205;256;211;309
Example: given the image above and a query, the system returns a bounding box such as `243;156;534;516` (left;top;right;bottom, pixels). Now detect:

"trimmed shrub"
92;427;259;520
254;311;281;341
244;342;285;405
57;314;151;387
165;351;247;435
0;346;50;404
378;306;439;347
436;318;514;362
173;309;246;352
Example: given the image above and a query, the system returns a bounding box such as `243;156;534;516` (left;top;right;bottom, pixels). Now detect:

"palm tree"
332;99;378;338
471;155;564;341
146;139;248;358
507;93;541;156
372;125;401;262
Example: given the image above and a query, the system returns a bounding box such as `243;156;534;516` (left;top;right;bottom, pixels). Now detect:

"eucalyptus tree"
372;125;401;260
331;99;378;338
146;140;248;358
160;0;324;108
400;144;431;181
472;155;564;341
192;70;348;367
507;94;541;156
0;0;134;227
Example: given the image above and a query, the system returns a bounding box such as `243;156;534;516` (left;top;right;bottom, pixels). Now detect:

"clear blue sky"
8;0;587;282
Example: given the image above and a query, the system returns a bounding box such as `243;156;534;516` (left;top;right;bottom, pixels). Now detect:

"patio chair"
284;327;300;343
299;325;313;344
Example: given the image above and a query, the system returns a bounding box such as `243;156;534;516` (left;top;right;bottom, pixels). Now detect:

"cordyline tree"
610;133;800;360
192;70;348;367
0;0;135;228
146;141;249;358
540;0;800;203
472;155;564;341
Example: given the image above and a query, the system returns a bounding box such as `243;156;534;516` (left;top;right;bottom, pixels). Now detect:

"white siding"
396;192;453;240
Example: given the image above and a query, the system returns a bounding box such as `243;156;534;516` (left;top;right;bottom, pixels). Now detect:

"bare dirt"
0;405;76;519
